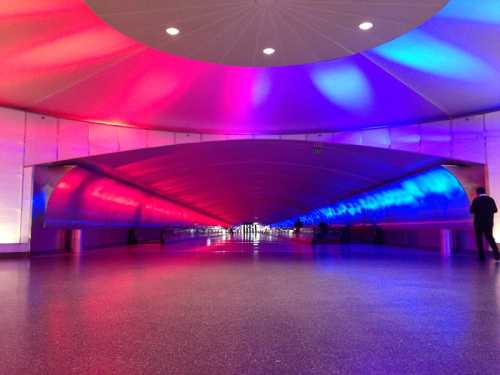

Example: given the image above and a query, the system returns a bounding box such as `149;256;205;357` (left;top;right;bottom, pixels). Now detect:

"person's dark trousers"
474;223;500;259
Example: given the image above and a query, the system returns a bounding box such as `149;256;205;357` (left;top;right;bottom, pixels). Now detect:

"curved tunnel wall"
45;167;227;229
272;167;472;228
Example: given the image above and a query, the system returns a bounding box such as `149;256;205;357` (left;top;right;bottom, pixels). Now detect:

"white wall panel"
451;116;485;163
452;115;484;133
280;134;308;141
25;113;58;165
254;134;281;140
201;134;227;143
174;132;202;144
305;134;336;143
485;111;500;132
20;167;33;243
389;125;421;153
58;119;89;160
0;107;25;244
420;120;452;158
333;131;363;145
89;123;118;155
146;130;175;148
361;128;391;148
225;134;253;141
117;127;148;151
452;135;485;163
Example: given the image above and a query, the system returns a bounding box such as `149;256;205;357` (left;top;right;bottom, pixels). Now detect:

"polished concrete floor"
1;235;499;374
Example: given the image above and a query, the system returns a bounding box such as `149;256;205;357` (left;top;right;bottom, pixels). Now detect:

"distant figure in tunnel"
293;219;304;235
470;187;500;261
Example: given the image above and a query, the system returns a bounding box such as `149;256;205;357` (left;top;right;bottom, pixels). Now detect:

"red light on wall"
46;167;226;228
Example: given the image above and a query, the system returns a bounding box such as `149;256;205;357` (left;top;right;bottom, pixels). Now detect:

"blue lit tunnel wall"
272;167;471;228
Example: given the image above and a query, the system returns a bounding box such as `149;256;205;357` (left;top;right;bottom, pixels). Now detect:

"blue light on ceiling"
438;0;500;24
272;167;470;227
371;30;496;82
310;64;373;111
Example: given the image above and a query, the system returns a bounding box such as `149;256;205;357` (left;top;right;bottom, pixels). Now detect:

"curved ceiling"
1;0;500;134
77;140;445;225
86;0;447;66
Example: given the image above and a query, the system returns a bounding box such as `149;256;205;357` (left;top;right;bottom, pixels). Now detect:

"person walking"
470;187;500;261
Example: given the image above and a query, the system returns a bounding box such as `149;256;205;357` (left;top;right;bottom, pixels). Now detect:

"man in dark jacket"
470;187;500;260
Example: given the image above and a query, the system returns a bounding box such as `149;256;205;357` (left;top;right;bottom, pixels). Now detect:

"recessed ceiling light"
166;27;180;36
263;47;275;55
359;22;373;31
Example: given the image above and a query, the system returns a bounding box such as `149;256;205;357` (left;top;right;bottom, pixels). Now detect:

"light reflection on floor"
0;234;499;374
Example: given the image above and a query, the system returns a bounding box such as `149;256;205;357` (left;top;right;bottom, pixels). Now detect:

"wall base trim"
0;243;30;255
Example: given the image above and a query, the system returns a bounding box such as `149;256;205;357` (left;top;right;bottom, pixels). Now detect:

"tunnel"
0;1;499;374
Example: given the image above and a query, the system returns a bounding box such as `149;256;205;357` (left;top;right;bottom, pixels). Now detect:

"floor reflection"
0;237;499;374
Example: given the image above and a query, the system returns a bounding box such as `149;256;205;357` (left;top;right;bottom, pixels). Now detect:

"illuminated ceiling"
86;0;447;66
1;0;500;134
77;140;444;224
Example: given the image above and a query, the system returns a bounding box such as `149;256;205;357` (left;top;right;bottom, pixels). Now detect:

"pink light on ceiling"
9;25;135;69
114;55;212;124
219;68;258;127
0;1;79;19
0;0;142;106
2;0;500;134
215;68;272;133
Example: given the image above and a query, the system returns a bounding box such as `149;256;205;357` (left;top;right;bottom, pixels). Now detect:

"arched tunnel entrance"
29;139;483;254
